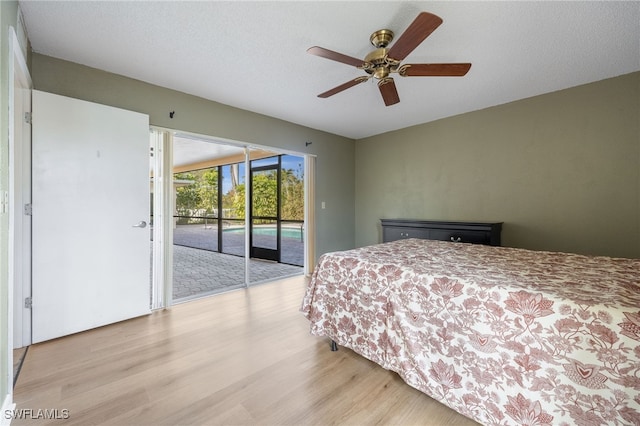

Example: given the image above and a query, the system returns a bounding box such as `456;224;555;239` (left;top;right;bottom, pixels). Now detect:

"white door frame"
9;26;32;350
5;24;32;417
303;155;316;276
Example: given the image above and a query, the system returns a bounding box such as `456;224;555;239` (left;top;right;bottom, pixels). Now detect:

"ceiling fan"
308;12;471;106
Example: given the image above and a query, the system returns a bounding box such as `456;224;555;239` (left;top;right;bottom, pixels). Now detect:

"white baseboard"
1;394;16;426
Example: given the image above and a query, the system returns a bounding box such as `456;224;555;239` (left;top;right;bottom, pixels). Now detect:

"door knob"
132;221;147;228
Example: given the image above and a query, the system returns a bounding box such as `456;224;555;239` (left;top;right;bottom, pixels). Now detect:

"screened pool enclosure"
165;144;305;301
173;154;304;266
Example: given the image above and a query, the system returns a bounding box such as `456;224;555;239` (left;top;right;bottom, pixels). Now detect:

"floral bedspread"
301;239;640;425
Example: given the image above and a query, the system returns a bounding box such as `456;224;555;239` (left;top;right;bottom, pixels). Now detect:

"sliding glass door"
250;160;280;262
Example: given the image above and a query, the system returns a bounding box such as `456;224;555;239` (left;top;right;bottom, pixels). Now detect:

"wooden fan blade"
307;46;364;68
318;77;369;98
387;12;443;61
399;63;471;77
378;78;400;106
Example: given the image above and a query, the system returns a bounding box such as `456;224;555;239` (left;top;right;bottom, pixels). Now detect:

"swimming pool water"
224;227;303;239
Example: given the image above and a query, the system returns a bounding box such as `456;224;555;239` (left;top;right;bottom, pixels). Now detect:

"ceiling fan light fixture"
373;66;389;79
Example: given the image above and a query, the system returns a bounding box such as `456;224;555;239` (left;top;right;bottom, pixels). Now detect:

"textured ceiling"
19;1;640;140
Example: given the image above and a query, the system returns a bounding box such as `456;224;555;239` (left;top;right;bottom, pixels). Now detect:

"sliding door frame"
150;129;173;309
151;127;313;303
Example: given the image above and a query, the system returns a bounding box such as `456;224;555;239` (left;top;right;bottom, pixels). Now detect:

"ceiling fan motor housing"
364;29;404;79
364;48;388;79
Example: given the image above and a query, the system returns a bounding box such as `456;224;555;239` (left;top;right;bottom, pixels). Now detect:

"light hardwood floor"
13;276;479;425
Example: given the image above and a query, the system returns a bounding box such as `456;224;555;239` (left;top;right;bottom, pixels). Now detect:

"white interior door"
32;90;151;343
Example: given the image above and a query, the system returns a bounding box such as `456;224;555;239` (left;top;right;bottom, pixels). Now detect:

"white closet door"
32;90;151;343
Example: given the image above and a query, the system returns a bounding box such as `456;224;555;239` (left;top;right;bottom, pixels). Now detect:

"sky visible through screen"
221;154;303;193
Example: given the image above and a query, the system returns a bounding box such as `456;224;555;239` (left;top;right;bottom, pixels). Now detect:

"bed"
301;238;640;425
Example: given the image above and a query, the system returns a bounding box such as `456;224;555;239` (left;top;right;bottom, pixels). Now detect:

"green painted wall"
356;72;640;258
31;53;356;258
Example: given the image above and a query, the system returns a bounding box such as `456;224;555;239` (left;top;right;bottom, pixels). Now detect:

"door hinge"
24;203;32;216
0;191;7;214
24;112;32;124
24;297;32;309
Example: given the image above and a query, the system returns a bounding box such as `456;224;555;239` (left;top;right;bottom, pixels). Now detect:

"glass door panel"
221;162;245;257
280;155;304;266
250;166;279;262
171;137;246;301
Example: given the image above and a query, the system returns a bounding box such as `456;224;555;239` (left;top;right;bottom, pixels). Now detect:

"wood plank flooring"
12;276;479;425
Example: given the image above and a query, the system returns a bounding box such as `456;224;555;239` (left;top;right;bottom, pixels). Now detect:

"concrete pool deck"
170;224;304;301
